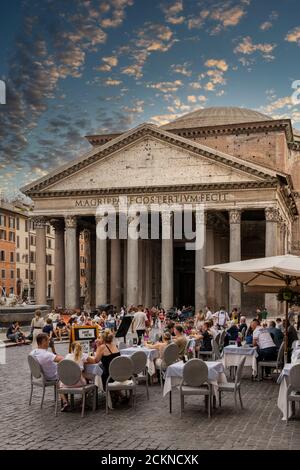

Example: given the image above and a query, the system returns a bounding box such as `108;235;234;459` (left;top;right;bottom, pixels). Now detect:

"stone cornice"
22;125;281;196
289;142;300;151
26;180;278;199
85;133;122;146
163;119;294;143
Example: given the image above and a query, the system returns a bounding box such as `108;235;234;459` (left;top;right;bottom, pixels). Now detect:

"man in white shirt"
30;333;64;381
132;305;148;345
213;307;230;328
251;319;277;377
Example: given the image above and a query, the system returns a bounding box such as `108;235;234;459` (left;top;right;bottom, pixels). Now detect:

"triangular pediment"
22;123;280;195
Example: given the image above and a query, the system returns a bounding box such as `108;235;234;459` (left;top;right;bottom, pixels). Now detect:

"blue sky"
1;0;300;196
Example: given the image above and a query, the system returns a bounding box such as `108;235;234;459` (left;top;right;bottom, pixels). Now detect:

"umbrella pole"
284;300;289;364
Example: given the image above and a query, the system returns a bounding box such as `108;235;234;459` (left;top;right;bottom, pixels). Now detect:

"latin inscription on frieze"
75;192;229;208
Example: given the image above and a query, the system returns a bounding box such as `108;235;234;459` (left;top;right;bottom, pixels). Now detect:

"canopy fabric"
204;255;300;289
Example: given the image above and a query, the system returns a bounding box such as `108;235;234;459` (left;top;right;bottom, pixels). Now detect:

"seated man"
238;316;247;334
30;333;64;381
174;324;187;360
225;321;239;346
251;319;277;377
55;315;68;341
6;321;26;343
267;320;284;349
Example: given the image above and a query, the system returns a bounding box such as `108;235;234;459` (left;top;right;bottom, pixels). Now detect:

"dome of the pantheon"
161;106;273;130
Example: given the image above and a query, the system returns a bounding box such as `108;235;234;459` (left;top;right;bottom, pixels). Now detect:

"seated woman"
59;341;95;411
145;332;172;369
94;330;120;388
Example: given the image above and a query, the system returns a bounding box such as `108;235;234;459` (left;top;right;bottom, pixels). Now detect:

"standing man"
132;305;148;345
213;306;230;329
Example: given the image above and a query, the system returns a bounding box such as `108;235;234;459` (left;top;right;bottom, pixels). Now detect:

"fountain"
0;292;50;325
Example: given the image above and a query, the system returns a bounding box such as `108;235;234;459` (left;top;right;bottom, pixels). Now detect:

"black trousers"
136;329;145;345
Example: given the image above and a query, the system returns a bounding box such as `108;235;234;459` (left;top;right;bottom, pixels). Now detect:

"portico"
21;115;298;315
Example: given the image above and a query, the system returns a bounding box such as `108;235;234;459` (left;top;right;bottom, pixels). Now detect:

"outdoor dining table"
277;363;293;421
222;345;258;376
120;346;159;376
163;360;227;412
277;344;300;421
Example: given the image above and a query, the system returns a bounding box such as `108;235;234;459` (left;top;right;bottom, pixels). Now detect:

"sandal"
60;402;70;412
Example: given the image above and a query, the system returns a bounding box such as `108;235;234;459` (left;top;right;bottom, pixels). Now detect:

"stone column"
138;240;143;305
161;212;173;310
195;211;207;313
84;230;92;312
127;215;139;306
145;241;153;307
95;215;107;306
76;230;81;308
123;240;127;306
90;231;96;309
265;207;280;314
206;219;215;310
65;215;79;310
33;216;47;305
229;209;242;311
110;238;121;309
51;219;65;308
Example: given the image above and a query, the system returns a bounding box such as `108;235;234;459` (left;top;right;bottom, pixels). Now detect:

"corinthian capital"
65;215;77;229
31;216;47;228
229;209;241;225
50;218;64;231
265;207;281;223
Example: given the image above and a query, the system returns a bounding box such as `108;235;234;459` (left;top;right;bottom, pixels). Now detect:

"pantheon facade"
22;107;300;315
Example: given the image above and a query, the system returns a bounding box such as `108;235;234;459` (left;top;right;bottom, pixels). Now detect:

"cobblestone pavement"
0;343;300;451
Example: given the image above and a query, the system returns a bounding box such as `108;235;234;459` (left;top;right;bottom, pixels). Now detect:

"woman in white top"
60;342;95;411
194;311;205;331
31;310;45;349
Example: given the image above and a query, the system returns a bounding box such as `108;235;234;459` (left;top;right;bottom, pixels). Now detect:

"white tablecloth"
120;347;158;375
222;346;257;375
163;360;227;397
84;363;103;390
277;363;293;421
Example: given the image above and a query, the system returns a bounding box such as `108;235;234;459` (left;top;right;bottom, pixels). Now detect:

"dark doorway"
174;245;195;308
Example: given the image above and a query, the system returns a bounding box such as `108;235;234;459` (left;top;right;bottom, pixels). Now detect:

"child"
59;342;95;412
42;318;56;354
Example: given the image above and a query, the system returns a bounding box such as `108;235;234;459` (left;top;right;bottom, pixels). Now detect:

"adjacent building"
0;197;56;304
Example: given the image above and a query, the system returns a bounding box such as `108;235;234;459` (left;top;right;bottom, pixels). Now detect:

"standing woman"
31;310;45;349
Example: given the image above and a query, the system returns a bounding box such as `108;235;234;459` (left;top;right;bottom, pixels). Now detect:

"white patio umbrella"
204;254;300;362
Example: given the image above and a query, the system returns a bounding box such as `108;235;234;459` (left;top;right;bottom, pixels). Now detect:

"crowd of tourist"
21;302;300;412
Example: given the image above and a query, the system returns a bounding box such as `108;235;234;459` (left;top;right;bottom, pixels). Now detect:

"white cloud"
285;26;300;45
147;80;183;93
234;36;276;61
260;11;278;31
170;62;192;76
103;78;123;86
205;59;228;72
161;1;185;25
188;1;250;34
